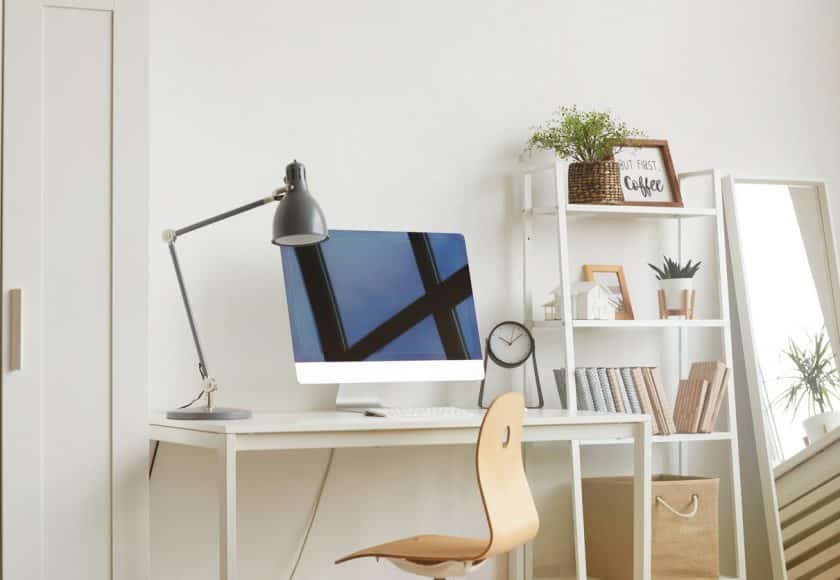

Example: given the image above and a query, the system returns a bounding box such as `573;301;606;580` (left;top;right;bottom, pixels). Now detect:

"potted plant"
648;256;701;316
526;106;641;204
778;330;840;444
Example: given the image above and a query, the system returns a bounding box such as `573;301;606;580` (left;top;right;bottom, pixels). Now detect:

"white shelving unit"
517;160;747;580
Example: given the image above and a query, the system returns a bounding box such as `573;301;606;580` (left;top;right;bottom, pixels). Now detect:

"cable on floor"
287;448;336;580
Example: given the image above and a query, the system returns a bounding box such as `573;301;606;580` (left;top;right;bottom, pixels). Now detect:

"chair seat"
335;534;489;564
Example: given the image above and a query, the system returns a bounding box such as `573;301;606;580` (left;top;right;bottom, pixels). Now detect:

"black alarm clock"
478;321;544;409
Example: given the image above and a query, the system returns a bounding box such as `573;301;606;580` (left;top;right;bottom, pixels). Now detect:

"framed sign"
612;138;682;207
582;264;634;320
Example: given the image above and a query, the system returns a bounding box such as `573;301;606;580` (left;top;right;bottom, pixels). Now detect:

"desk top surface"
149;409;648;435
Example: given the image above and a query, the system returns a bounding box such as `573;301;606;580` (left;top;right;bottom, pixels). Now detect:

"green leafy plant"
777;330;840;416
526;106;642;163
648;256;702;280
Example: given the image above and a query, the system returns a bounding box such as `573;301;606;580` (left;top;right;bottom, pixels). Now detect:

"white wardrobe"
1;1;149;579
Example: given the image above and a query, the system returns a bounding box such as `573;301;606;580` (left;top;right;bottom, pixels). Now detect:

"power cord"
149;441;161;479
178;390;205;409
147;438;336;580
288;448;335;580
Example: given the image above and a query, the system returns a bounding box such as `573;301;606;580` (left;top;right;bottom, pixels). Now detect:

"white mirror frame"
723;176;840;580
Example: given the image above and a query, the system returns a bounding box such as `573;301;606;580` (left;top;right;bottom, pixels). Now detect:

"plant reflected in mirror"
777;329;840;417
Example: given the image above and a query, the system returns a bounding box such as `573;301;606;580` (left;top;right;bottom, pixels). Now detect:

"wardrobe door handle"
9;289;22;371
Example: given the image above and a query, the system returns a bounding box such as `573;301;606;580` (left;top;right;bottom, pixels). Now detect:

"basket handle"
656;494;699;518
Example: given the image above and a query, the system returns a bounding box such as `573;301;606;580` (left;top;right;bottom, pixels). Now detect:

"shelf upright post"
552;158;588;580
523;171;534;327
570;439;587;580
714;170;747;578
520;168;534;580
677;177;690;475
523;171;536;407
554;158;576;412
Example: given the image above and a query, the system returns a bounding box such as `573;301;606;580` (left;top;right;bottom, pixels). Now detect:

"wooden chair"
335;392;539;580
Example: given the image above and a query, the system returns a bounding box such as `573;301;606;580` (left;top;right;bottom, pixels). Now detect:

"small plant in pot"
777;330;840;444
526;106;641;205
648;256;701;318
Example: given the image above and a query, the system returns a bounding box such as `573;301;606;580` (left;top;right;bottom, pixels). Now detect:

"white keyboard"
363;406;481;418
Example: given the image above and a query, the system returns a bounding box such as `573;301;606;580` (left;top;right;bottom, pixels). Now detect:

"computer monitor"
281;229;484;386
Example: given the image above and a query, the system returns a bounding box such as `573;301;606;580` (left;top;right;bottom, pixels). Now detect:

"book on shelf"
673;361;729;433
606;368;627;413
674;379;703;433
639;368;664;433
654;367;677;434
554;369;567;408
700;368;729;433
597;367;617;413
619;367;642;413
630;367;660;434
643;367;677;435
556;369;593;411
575;368;594;411
586;367;608;412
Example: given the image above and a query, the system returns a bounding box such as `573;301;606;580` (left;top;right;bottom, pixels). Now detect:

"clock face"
487;321;534;368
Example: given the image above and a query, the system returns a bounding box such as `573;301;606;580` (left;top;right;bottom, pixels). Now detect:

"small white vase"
659;278;694;312
803;410;840;444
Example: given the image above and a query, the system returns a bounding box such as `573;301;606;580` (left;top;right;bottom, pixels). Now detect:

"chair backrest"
475;392;540;559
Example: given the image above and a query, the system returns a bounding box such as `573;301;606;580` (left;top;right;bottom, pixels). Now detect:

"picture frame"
612;138;682;208
582;265;634;320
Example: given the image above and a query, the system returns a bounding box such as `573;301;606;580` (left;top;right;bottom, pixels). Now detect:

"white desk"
150;410;652;580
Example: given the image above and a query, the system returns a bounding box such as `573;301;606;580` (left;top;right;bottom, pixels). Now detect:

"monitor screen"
281;230;483;382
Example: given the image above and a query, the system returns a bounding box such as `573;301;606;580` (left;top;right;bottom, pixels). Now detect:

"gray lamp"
164;160;328;420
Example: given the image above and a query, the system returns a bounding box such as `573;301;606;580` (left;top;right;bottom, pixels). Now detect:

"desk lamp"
163;160;328;420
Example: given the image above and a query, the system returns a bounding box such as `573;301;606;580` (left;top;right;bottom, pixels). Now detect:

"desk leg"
633;422;652;580
219;434;237;580
570;441;587;580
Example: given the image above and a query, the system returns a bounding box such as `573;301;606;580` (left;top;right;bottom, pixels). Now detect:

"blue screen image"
281;230;482;363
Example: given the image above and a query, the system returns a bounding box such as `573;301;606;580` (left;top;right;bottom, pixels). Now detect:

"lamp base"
166;407;252;420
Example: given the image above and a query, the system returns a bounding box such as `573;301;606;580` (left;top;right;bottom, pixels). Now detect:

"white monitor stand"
334;383;386;411
333;380;471;412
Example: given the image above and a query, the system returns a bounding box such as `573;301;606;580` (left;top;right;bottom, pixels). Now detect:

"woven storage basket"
568;160;623;204
583;475;720;579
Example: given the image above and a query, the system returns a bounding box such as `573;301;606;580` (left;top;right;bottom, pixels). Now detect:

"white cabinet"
1;1;148;579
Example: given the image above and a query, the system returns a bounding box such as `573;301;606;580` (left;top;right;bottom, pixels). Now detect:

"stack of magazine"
554;367;676;435
672;361;730;433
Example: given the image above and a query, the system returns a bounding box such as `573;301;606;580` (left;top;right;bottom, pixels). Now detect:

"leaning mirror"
725;177;840;580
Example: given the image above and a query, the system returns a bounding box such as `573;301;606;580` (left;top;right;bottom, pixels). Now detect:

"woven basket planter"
568;161;623;205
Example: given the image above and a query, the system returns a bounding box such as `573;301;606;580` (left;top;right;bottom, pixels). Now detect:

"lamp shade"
272;161;328;246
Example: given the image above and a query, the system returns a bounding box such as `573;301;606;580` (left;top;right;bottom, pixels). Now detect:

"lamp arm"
162;186;289;410
165;186;289;241
167;242;210;381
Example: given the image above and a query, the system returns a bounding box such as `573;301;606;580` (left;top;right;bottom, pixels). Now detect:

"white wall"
149;1;840;579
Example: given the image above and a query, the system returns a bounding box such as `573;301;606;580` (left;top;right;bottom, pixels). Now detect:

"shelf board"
579;431;734;446
528;319;726;329
574;319;726;328
524;205;717;219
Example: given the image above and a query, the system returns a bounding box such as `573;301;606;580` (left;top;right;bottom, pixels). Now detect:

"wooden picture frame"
611;138;682;208
583;265;634;320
